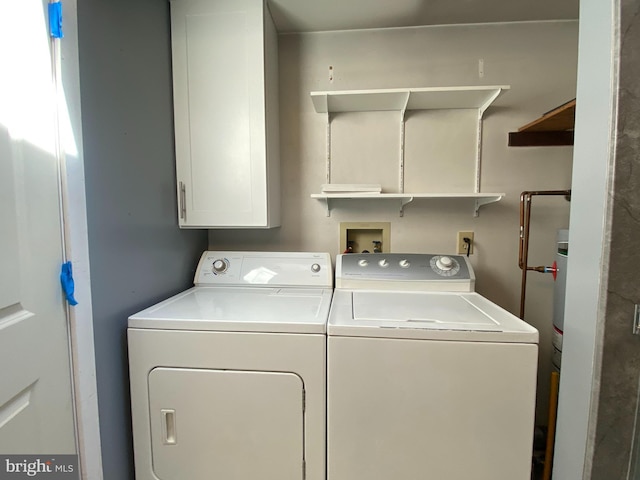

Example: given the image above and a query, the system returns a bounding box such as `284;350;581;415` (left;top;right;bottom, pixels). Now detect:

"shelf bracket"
399;196;414;217
320;197;332;217
399;92;410;194
474;195;503;217
475;88;504;193
326;112;332;184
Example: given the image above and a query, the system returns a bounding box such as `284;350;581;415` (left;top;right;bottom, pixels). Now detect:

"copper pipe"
518;190;571;319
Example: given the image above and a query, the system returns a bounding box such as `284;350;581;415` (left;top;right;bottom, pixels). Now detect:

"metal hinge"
633;304;640;335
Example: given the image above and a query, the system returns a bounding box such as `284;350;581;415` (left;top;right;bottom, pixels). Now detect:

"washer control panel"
336;253;474;291
194;251;333;287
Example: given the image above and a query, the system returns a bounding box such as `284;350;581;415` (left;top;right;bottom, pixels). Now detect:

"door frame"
55;1;103;478
553;0;618;478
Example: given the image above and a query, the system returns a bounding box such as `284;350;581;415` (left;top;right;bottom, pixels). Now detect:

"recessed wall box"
340;222;391;254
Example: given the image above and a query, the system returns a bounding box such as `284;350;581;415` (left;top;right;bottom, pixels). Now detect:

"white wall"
553;0;617;477
209;20;578;422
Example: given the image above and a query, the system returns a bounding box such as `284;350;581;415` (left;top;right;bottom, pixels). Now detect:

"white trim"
58;1;103;478
552;0;617;477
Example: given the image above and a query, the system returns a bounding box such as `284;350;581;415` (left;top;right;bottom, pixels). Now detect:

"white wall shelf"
310;85;509;217
311;192;505;217
310;85;510;113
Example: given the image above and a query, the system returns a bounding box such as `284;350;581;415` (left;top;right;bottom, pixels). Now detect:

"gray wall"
77;1;208;479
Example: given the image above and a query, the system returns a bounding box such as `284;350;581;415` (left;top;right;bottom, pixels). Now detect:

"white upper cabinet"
170;0;280;228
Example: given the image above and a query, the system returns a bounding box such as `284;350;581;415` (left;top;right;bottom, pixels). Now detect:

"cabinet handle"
179;182;186;220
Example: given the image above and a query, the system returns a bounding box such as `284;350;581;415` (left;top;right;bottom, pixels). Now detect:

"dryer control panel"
195;251;333;288
336;253;475;292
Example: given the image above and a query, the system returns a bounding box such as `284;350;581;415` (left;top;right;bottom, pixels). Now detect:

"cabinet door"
148;368;304;480
170;0;279;228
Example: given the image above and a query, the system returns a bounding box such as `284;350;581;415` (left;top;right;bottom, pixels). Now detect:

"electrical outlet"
457;231;474;255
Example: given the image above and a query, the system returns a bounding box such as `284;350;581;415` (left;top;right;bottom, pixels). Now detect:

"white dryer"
128;251;333;480
328;253;538;480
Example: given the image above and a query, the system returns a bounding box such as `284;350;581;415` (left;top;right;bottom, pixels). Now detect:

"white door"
0;0;77;454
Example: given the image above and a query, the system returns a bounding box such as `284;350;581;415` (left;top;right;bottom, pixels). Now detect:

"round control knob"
399;259;410;268
358;259;369;267
378;259;389;268
212;259;228;274
436;256;454;271
311;263;321;273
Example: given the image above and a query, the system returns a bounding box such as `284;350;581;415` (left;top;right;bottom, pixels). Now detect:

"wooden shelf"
509;99;576;147
311;192;505;217
311;86;510;113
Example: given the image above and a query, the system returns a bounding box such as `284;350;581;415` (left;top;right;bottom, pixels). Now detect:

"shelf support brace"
399;92;410;194
326;112;332;184
320;197;331;217
475;87;504;194
399;196;414;217
474;195;503;217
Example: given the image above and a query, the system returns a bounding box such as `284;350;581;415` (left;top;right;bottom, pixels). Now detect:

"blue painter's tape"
49;2;63;38
60;261;78;306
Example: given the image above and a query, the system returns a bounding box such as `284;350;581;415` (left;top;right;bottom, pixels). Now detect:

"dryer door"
148;367;304;480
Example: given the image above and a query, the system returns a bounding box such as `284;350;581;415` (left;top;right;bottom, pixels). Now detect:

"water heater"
552;229;569;371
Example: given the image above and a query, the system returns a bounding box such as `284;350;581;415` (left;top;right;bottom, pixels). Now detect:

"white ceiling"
268;0;579;33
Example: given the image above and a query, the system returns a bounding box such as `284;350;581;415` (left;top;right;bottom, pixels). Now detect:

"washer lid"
328;290;538;343
128;286;333;334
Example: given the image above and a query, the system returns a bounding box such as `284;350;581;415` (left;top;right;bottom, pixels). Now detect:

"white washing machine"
328;253;539;480
128;251;333;480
